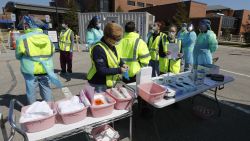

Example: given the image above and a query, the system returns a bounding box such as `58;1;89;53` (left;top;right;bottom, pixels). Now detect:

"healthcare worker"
193;19;218;66
59;21;74;74
86;16;104;50
177;23;188;42
182;23;197;71
147;22;168;77
117;21;151;83
16;16;61;104
87;23;128;92
159;25;182;74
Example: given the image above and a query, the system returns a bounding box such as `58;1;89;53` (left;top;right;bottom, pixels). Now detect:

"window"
127;0;135;6
146;3;153;7
248;15;250;20
137;2;145;7
100;0;110;12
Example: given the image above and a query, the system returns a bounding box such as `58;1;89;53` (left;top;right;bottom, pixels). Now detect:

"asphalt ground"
0;45;250;141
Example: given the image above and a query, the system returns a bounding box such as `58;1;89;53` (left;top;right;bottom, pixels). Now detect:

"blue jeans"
23;74;52;104
149;60;160;77
89;83;107;93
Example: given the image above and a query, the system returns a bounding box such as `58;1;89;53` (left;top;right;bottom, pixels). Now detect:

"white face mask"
97;23;101;28
62;24;66;28
188;26;193;32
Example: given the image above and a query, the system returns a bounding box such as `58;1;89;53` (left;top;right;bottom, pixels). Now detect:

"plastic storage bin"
56;99;88;124
20;102;56;133
91;125;120;141
90;94;116;118
137;82;167;103
106;88;132;110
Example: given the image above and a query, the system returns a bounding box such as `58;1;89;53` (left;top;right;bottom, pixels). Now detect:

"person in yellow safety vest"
159;25;183;74
16;16;61;104
87;23;128;92
59;21;74;74
116;21;151;83
147;21;168;77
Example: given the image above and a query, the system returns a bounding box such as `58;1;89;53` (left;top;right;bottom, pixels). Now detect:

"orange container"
137;82;167;103
20;102;56;133
90;93;116;118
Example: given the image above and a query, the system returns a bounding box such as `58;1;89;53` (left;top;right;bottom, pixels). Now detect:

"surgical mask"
149;29;154;33
188;26;193;32
97;23;101;28
169;32;176;38
108;38;121;46
62;24;66;28
182;27;187;31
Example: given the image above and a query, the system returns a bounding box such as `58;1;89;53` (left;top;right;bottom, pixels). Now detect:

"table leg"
129;115;133;141
214;87;222;117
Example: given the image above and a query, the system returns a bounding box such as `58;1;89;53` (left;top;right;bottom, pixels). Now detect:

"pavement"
0;45;250;141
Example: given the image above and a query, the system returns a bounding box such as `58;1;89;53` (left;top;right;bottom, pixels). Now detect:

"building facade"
51;0;180;12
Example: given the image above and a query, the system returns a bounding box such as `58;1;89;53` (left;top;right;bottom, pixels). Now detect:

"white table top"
26;110;129;141
128;75;234;108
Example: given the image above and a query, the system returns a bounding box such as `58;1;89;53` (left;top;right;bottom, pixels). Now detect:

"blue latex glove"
123;70;130;80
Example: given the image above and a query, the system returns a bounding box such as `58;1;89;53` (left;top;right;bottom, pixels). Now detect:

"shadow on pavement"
54;69;87;81
0;94;27;111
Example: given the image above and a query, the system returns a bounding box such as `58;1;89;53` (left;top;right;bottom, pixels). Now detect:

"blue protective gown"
86;28;103;48
177;30;188;41
193;30;218;65
182;31;197;65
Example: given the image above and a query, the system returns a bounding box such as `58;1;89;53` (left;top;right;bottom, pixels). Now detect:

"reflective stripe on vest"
60;29;72;51
159;39;181;73
23;38;53;58
87;41;121;87
148;33;164;61
121;38;140;62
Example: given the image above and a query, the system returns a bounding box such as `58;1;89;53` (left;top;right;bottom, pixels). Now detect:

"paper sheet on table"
167;43;179;59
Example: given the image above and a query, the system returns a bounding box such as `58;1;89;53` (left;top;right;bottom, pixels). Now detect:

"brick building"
130;1;207;28
207;5;250;34
51;0;180;12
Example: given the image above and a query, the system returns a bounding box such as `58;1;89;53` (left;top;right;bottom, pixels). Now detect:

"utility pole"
55;0;59;30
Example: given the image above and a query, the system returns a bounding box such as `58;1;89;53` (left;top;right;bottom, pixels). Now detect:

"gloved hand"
123;70;130;80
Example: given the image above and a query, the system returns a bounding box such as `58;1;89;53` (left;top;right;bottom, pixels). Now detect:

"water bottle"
195;69;205;85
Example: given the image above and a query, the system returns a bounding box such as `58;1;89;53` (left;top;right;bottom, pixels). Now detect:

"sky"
0;0;249;12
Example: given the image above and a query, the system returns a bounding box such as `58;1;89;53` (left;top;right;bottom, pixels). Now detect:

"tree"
116;6;124;12
63;0;78;33
172;1;190;28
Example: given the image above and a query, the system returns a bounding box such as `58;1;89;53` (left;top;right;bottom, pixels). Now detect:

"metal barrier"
219;34;245;43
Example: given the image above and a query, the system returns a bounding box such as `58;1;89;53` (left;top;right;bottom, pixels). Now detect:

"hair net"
199;19;211;30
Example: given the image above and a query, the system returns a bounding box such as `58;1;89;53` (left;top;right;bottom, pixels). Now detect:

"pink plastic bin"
91;125;119;141
137;82;167;103
90;93;116;118
106;89;132;110
20;102;56;133
56;98;88;124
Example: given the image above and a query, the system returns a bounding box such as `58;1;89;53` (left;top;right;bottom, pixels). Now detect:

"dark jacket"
88;37;124;85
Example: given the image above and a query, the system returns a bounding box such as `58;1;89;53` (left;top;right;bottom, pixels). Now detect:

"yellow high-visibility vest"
16;30;54;74
159;39;182;74
59;28;73;51
148;32;167;61
117;32;151;77
87;41;121;87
